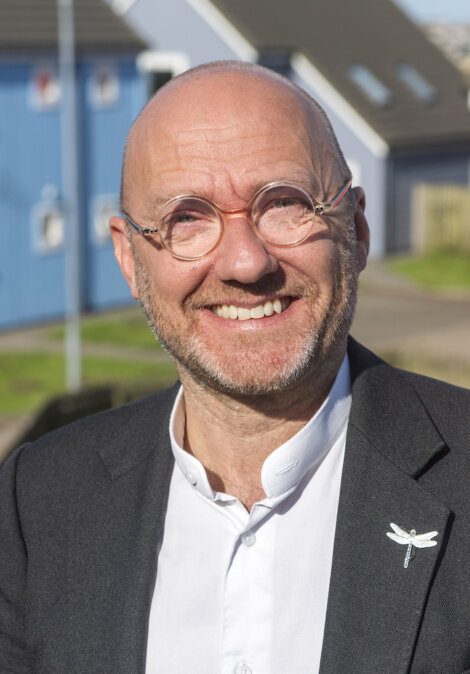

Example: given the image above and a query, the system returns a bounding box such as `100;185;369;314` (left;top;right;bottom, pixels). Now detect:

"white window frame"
32;201;65;254
29;62;61;111
88;61;120;109
137;50;190;78
91;194;119;245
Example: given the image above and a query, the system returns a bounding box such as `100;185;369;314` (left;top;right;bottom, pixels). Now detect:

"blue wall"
0;61;64;329
80;57;145;310
0;54;145;330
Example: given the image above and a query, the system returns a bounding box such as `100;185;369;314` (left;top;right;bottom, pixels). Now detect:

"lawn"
47;308;161;350
0;352;177;415
389;250;470;291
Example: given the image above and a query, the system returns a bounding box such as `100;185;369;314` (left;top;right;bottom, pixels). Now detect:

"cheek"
280;239;340;287
145;254;210;308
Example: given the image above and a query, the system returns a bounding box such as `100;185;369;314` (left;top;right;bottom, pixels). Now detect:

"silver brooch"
386;522;438;568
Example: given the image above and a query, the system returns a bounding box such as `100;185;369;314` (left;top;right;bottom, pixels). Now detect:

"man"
1;62;469;673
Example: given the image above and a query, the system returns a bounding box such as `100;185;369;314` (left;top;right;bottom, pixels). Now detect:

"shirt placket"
220;501;274;674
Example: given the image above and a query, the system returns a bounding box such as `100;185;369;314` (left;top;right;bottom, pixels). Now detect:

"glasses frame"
121;177;352;261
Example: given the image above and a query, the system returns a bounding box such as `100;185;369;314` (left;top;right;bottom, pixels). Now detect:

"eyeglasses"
122;178;352;261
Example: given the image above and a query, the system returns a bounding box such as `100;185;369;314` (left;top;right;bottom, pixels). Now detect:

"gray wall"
388;150;470;252
125;0;240;65
292;71;387;258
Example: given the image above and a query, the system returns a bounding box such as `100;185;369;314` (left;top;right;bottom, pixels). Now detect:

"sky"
394;0;470;23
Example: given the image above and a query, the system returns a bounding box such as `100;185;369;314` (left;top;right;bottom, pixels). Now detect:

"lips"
210;297;291;320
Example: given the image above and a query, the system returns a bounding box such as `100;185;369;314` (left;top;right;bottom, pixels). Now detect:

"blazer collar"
97;383;180;480
347;337;446;476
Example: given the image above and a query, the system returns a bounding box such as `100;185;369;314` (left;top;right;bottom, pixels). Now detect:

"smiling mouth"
210;297;292;321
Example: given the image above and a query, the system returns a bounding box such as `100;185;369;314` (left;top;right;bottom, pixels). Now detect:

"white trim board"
186;0;258;62
137;51;190;75
291;53;389;160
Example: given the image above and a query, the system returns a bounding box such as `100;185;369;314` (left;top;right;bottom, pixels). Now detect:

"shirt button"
241;531;256;547
235;663;252;674
186;471;198;486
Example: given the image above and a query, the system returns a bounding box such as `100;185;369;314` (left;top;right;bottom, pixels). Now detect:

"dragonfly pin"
386;523;438;568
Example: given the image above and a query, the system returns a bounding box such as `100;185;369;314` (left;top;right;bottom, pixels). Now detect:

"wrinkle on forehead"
122;66;349;212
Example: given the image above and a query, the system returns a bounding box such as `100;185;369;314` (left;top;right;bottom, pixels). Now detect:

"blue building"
0;0;147;330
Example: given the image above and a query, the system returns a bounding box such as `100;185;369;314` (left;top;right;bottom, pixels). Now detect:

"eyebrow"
137;173;326;219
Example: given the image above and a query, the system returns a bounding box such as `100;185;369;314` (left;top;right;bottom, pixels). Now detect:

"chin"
175;332;323;397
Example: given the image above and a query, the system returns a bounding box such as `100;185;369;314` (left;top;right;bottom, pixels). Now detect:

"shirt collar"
169;355;351;502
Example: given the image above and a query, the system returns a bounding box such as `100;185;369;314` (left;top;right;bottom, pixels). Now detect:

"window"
33;204;64;253
148;71;173;96
396;63;436;103
92;195;119;244
348;64;392;107
90;63;120;108
137;51;190;99
258;50;292;77
30;63;61;110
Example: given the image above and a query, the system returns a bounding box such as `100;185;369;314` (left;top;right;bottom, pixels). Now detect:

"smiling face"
111;65;369;396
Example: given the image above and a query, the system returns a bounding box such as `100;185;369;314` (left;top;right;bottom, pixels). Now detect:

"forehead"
125;72;341;209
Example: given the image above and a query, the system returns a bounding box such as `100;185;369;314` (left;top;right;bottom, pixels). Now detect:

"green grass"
379;350;470;389
389;250;470;290
0;352;177;415
47;309;162;350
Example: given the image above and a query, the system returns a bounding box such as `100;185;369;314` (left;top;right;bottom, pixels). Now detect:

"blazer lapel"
320;341;452;674
65;387;177;674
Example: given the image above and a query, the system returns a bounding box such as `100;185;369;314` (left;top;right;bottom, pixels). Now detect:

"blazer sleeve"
0;446;32;673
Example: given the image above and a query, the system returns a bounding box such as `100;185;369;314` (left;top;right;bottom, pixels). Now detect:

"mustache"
186;269;318;308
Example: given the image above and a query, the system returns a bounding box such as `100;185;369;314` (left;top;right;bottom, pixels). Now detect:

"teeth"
250;305;265;319
211;298;291;320
263;301;274;316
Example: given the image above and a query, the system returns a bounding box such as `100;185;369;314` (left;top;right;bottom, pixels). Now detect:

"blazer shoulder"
399;369;470;447
8;383;179;492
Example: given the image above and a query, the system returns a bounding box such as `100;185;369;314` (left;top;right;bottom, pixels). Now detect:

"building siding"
0;54;146;330
0;60;64;328
125;0;242;66
292;70;387;258
388;150;470;252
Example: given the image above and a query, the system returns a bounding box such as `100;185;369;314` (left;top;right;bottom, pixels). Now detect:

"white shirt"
145;357;351;674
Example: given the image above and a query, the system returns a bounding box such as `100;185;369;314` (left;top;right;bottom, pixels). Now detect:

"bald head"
120;61;350;215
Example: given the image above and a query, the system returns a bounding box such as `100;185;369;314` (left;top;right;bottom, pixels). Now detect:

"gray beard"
133;234;358;398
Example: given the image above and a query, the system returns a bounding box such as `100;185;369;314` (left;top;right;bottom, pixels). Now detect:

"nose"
213;216;279;283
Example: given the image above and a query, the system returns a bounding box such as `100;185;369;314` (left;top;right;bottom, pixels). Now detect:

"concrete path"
354;262;470;365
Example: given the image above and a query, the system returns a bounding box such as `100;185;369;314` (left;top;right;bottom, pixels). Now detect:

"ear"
109;216;140;299
351;186;369;272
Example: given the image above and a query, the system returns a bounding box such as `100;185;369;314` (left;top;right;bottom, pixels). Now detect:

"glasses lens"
253;185;321;245
160;197;221;259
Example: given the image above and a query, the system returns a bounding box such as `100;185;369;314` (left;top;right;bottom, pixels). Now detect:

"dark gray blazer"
1;339;470;673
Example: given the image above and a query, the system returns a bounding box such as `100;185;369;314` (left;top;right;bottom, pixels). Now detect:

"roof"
210;0;470;148
0;0;146;53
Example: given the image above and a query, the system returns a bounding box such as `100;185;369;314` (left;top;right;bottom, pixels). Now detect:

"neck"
178;353;344;509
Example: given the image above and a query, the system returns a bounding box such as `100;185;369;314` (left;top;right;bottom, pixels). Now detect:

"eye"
271;196;306;209
253;184;318;245
160;198;221;254
169;211;200;225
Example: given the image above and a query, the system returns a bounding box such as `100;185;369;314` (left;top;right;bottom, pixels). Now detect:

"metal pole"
58;0;82;391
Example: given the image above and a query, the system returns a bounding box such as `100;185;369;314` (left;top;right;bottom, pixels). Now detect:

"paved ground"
354;261;470;365
1;261;469;458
